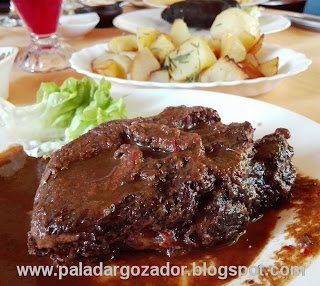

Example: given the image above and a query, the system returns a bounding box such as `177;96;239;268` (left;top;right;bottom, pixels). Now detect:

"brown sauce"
0;147;319;286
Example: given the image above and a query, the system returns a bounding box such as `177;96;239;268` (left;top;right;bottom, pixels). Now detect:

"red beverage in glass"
12;0;62;35
12;0;72;72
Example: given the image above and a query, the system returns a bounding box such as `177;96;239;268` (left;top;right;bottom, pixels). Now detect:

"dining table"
0;5;319;124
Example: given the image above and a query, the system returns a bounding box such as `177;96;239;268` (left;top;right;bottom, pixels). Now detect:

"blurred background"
0;0;10;13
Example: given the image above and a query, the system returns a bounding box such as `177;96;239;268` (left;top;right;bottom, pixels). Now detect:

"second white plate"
113;8;290;35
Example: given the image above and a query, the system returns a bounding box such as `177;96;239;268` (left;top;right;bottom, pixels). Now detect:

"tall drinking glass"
12;0;73;72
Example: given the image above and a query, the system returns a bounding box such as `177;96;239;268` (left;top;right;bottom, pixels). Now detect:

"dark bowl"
0;2;10;14
75;4;122;28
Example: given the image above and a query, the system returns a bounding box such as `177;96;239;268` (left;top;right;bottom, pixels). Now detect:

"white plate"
113;8;291;35
1;88;319;285
143;0;270;8
70;43;310;97
259;11;291;34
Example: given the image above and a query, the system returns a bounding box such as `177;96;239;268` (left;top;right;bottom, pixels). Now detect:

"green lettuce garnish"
35;77;126;141
0;77;126;157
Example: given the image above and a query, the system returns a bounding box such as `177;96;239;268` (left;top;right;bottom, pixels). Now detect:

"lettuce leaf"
0;77;126;157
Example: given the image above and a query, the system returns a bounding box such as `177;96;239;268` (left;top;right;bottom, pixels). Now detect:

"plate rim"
125;87;320;128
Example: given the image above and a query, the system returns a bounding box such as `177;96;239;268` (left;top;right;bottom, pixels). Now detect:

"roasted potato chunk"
200;56;248;82
221;32;247;62
238;59;264;79
165;36;216;81
258;57;279;77
149;68;170;82
136;27;158;50
210;8;260;41
245;53;259;67
169;18;191;46
248;34;264;55
92;59;126;79
238;30;258;52
131;47;161;81
150;33;176;64
92;52;133;75
108;35;138;53
119;51;137;61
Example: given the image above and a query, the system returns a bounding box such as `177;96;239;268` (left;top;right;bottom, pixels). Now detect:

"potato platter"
92;8;278;84
70;8;310;96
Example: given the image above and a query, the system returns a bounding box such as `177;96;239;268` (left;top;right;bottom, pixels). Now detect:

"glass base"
16;33;74;73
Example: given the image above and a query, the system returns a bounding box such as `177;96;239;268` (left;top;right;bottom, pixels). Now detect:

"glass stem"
30;33;60;50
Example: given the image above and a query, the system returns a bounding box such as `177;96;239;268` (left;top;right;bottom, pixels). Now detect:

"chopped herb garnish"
172;51;192;64
191;42;200;56
186;59;201;83
166;56;177;72
150;47;161;52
